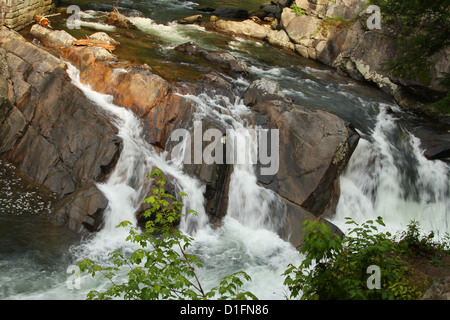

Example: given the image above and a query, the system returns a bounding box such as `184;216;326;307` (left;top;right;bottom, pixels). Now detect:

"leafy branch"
78;169;256;300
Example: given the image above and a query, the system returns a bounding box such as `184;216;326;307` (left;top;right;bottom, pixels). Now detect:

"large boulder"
175;42;249;75
244;78;359;247
281;7;297;29
30;24;76;47
266;29;295;50
0;28;122;232
412;125;450;161
212;19;272;40
285;15;320;44
52;183;109;233
348;27;401;95
325;0;367;20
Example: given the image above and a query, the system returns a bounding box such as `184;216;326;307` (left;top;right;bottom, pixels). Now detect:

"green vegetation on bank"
290;4;306;16
369;0;450;113
284;217;449;300
78;169;449;300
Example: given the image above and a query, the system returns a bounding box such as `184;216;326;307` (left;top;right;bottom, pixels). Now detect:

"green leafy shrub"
290;4;306;16
396;219;450;266
78;169;257;300
369;0;449;113
283;217;424;300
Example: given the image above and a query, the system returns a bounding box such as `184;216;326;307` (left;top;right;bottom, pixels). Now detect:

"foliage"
283;217;425;300
78;169;257;300
369;0;450;88
290;4;306;16
317;16;352;36
429;92;450;115
395;219;450;264
78;169;448;301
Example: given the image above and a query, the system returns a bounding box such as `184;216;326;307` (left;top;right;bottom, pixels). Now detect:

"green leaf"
143;196;156;204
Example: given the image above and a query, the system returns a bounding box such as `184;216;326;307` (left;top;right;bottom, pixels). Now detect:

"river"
1;0;449;300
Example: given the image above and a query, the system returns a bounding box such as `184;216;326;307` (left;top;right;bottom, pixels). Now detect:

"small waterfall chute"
331;104;450;239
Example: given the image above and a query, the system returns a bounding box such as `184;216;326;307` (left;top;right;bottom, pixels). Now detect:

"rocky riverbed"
1;0;449;300
0;21;360;248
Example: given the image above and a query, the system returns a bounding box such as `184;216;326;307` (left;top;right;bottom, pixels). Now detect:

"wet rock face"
244;78;359;247
61;45;195;151
0;28;122;232
175;42;249;75
1;25;360;247
52;183;109;233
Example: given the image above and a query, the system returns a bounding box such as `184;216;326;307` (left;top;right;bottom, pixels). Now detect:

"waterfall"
178;92;287;233
66;62;286;238
64;63;298;299
331;104;450;239
65;63;208;246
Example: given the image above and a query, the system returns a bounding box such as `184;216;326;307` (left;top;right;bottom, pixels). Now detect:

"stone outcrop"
174;41;249;75
244;78;359;247
0;27;122;233
293;0;367;19
421;277;450;300
1;0;54;30
52;183;109;233
204;0;449;114
213;18;272;40
2;23;361;247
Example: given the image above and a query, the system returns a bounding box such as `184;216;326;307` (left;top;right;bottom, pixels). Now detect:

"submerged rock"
175;14;203;25
175;42;249;75
87;31;120;45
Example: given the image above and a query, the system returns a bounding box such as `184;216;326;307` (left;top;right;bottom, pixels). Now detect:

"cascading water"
179;92;287;233
63;63;298;300
2;1;449;300
65;62;209;237
330;103;450;239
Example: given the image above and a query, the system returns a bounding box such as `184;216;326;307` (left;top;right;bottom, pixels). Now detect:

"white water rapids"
331;104;450;239
62;63;300;300
62;59;449;301
1;57;448;300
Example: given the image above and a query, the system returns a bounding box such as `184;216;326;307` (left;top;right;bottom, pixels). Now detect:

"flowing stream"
1;0;449;299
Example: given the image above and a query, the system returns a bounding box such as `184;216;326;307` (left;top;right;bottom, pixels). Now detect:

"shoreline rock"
174;41;249;75
0;27;122;233
1;23;362;247
244;78;359;247
202;1;448;119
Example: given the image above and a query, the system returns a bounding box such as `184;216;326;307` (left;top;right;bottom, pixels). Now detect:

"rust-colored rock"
0;28;122;233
